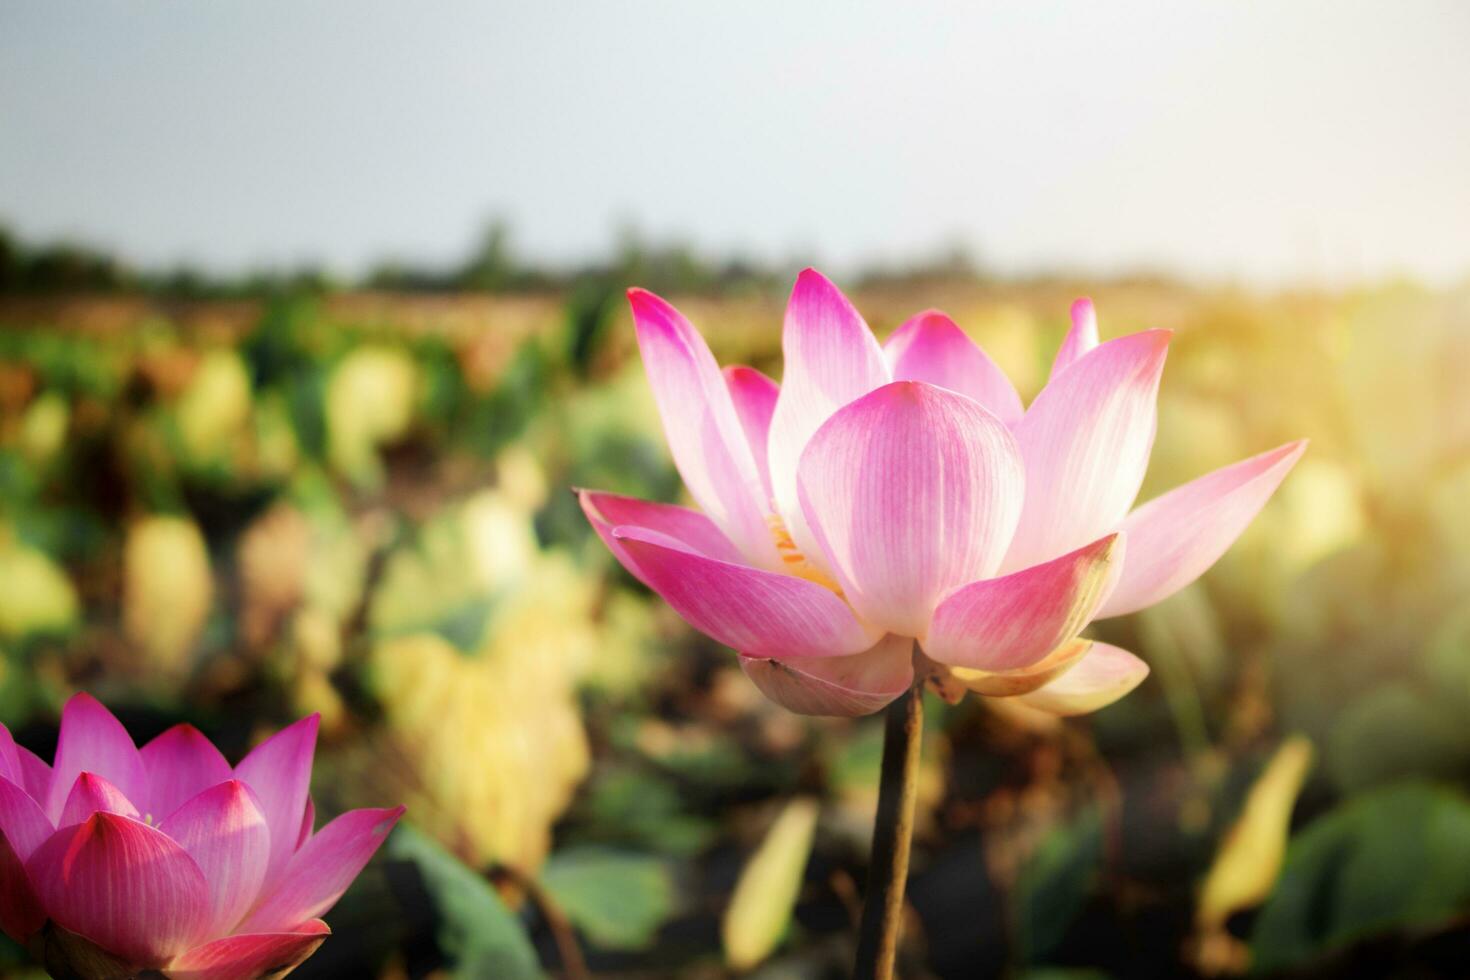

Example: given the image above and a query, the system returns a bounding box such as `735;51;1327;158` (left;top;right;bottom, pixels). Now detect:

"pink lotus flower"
581;271;1304;717
0;693;403;979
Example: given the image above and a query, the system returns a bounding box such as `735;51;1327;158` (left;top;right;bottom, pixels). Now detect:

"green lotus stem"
853;667;925;980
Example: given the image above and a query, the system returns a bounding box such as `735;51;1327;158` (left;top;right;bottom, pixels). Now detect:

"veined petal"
0;725;22;789
46;694;149;826
924;534;1123;671
1013;643;1150;715
949;637;1095;697
767;269;890;572
578;489;744;584
1099;441;1308;617
0;824;44;943
611;527;882;658
1003;329;1171;572
234;715;318;895
59;772;140;828
0;775;54;862
158;780;271;938
797;381;1025;637
297;797;315;851
723;365;780;499
1050;297;1101;379
239;807;403;935
28;813;210;967
0;748;46;943
17;747;52;807
141;724;233;824
740;633;914;717
167;920;329;980
885;310;1024;424
627;288;776;567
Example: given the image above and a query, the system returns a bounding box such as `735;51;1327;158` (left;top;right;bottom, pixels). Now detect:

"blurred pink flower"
581;271;1304;717
0;693;403;979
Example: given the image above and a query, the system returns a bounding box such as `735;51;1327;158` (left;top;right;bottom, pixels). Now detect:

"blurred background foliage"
0;222;1468;978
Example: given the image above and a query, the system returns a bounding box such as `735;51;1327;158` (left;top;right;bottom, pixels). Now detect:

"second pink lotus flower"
0;694;403;979
581;270;1304;717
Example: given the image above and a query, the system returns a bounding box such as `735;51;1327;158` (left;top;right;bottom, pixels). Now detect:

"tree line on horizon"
0;219;1167;301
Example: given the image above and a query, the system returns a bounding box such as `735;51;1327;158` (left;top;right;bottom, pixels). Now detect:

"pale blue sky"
2;1;1467;286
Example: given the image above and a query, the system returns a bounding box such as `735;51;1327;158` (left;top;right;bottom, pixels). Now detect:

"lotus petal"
767;269;890;571
628;288;776;566
158;780;271;937
1003;329;1170;572
167;920;329;980
239;807;403;934
1013;643;1150;715
16;747;51;807
948;637;1095;697
798;381;1024;637
925;534;1122;671
740;634;914;717
27;813;210;967
141;724;233;825
0;725;22;789
724;365;780;499
1050;297;1100;378
0;775;52;861
578;489;744;579
611;527;881;659
885;310;1023;424
0;824;44;943
1099;441;1307;617
234;715;318;894
46;694;149;826
59;772;140;828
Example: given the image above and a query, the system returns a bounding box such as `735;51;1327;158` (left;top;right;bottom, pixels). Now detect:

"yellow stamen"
767;514;843;594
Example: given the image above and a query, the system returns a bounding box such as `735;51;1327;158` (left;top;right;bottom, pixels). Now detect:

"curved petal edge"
167;920;330;980
612;526;882;659
1004;329;1170;573
1012;642;1150;715
924;533;1123;671
766;269;890;575
578;489;744;578
740;634;914;717
1099;440;1307;618
627;288;775;566
1050;297;1101;379
885;310;1024;424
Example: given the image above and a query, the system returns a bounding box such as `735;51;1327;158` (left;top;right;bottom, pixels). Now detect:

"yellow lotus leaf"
0;540;79;640
236;504;311;649
175;349;253;464
494;444;549;513
490;550;599;679
19;391;70;464
1197;736;1315;931
237;502;365;649
371;627;590;872
722;797;820;972
325;346;417;484
461;490;538;595
123;515;213;675
292;666;346;733
250;392;302;479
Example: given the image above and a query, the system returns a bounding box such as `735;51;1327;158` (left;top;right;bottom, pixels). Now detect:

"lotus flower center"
767;514;843;594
